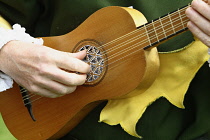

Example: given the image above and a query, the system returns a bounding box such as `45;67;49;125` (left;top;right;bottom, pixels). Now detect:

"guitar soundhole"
74;40;107;86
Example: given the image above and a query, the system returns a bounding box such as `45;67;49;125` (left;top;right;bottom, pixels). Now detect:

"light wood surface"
0;6;159;140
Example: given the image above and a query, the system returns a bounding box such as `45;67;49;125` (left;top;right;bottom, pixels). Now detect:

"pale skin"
0;40;90;98
186;0;210;47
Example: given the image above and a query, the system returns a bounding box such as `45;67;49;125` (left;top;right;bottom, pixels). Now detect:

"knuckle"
70;61;79;71
204;38;210;47
59;87;69;95
69;75;86;86
191;0;201;9
53;72;62;80
191;0;196;8
187;21;193;30
31;75;42;85
84;64;91;73
58;86;77;95
78;75;87;85
38;50;52;62
37;64;51;76
68;86;77;94
27;84;38;93
67;78;75;86
71;79;78;86
185;7;191;16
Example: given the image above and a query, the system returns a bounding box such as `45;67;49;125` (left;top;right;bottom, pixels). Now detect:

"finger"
29;80;77;98
30;86;63;98
32;63;87;86
37;79;78;95
50;69;87;86
187;21;210;47
69;50;87;60
186;7;210;36
191;0;210;20
55;51;90;74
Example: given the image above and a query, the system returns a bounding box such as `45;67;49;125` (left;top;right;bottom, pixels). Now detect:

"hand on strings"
0;41;90;98
186;0;210;47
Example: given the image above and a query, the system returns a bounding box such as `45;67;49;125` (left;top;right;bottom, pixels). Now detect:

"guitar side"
0;6;159;140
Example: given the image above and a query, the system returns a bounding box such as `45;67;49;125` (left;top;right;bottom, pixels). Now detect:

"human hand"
186;0;210;47
203;0;210;5
0;41;90;98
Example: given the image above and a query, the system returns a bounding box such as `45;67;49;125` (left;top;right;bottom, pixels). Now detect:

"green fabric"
0;0;209;140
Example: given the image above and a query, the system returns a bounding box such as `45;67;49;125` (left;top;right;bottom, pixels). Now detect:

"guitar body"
0;6;159;140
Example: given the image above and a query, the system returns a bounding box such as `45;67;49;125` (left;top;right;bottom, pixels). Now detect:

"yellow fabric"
0;113;17;140
0;16;17;140
0;14;208;139
99;38;209;138
0;16;11;29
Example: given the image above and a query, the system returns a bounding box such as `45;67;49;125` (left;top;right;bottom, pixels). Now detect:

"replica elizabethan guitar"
0;5;190;140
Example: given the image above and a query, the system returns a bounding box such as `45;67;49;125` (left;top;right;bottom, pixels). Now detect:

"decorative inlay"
74;40;107;86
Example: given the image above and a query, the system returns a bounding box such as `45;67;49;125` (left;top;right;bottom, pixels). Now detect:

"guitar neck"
142;5;190;50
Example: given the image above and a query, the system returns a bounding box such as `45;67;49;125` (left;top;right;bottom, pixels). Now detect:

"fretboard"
141;5;190;50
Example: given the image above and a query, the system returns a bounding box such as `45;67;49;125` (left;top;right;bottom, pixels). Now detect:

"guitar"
0;5;189;140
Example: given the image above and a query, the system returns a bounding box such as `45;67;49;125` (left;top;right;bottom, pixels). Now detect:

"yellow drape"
100;38;209;138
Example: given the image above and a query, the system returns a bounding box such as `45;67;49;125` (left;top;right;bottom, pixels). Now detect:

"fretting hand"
186;0;210;47
0;41;90;98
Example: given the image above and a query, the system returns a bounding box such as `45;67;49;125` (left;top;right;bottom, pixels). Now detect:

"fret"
145;23;158;45
154;19;167;41
159;15;174;37
151;20;159;42
159;17;167;38
168;13;176;34
170;10;184;32
139;5;190;50
179;6;190;28
178;8;185;28
144;24;152;47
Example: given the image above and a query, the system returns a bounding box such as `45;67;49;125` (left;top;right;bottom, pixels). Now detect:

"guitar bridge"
19;86;36;121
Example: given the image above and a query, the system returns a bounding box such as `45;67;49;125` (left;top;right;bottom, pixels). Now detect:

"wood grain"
0;6;159;140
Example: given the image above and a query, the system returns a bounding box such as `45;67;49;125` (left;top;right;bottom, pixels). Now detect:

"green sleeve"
0;0;41;34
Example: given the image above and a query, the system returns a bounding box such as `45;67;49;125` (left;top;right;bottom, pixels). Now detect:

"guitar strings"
19;88;37;103
22;6;190;104
106;16;188;62
22;6;189;104
102;12;189;67
105;18;189;71
24;20;189;105
22;8;189;104
104;8;188;56
95;5;189;54
25;18;188;105
85;6;189;69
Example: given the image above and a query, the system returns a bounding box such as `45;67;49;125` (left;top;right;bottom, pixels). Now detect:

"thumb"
69;50;87;60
